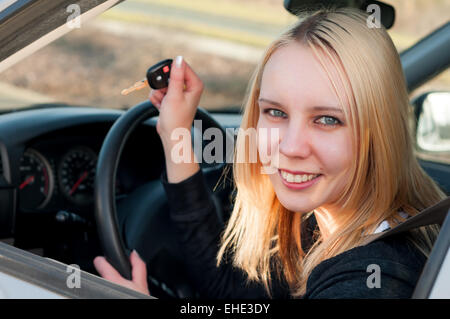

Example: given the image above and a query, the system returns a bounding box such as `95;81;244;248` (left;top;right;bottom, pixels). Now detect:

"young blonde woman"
94;8;446;298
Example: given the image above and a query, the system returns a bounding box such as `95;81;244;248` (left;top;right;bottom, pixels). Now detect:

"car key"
120;79;148;95
146;58;173;89
121;58;173;95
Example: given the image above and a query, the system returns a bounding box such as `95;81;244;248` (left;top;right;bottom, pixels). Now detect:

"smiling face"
256;42;355;214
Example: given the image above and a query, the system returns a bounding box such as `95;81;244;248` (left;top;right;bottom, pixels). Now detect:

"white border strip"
0;0;121;73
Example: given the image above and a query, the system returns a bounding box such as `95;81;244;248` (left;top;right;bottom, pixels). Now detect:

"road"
115;0;285;40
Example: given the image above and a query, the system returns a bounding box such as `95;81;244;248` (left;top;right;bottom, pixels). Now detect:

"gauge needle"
70;171;88;196
19;176;35;190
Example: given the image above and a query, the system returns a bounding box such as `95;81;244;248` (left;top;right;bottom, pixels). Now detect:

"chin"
276;193;319;213
269;172;319;210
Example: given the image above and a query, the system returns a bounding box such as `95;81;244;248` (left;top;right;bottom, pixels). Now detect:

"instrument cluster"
18;145;123;212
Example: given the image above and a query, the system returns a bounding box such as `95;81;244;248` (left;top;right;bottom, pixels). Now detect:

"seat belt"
361;196;450;246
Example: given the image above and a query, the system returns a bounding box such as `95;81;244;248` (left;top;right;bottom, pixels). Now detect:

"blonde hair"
216;8;446;297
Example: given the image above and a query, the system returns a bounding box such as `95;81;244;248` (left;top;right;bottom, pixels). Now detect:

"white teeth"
280;170;319;184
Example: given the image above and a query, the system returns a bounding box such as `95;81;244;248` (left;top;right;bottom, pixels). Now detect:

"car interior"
0;0;448;298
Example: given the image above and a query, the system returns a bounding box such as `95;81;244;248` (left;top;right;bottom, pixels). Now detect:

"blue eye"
264;109;287;118
315;116;341;126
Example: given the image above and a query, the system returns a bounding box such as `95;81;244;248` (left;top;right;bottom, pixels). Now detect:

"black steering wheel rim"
94;100;229;280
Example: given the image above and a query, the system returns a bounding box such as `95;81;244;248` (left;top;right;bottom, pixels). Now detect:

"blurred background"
0;0;449;111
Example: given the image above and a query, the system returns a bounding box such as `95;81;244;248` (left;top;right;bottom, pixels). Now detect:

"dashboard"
17;122;167;216
0;107;167;237
0;105;237;239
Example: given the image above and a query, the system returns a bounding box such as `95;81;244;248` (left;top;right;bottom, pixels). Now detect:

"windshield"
0;0;448;111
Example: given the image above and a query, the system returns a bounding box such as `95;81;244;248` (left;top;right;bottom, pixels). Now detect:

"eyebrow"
258;98;343;114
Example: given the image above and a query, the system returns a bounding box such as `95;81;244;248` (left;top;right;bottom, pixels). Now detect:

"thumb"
130;250;147;287
93;256;128;286
166;55;185;98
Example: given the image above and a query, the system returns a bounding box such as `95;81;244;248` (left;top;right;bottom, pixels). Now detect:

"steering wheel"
94;100;231;287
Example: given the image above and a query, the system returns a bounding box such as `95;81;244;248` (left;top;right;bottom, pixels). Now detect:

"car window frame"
0;241;152;298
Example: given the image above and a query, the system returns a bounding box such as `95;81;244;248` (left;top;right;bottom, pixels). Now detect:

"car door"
0;240;151;298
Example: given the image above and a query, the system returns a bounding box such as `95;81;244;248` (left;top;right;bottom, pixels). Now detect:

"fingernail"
133;249;141;259
175;55;183;68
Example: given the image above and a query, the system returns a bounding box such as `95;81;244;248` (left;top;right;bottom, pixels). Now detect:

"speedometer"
58;147;97;206
19;149;54;210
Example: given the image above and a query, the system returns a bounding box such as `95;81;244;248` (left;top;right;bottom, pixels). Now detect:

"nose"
279;122;312;159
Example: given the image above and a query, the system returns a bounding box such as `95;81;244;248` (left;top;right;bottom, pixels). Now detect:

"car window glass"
0;0;448;113
386;0;450;164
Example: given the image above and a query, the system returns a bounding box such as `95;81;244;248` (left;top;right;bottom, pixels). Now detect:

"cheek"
256;121;282;163
317;131;353;174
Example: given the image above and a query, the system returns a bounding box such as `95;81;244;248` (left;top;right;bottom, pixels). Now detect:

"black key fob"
146;59;173;89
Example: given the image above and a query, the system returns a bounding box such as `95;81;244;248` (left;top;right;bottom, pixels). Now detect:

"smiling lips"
278;169;322;189
279;169;320;183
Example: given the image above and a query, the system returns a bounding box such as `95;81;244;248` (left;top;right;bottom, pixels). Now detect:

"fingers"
167;56;203;97
149;88;167;108
167;55;186;96
150;56;202;106
130;250;148;289
93;256;128;286
149;91;161;108
149;56;202;109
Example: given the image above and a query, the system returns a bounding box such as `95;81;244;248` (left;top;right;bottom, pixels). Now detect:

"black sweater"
161;168;426;299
